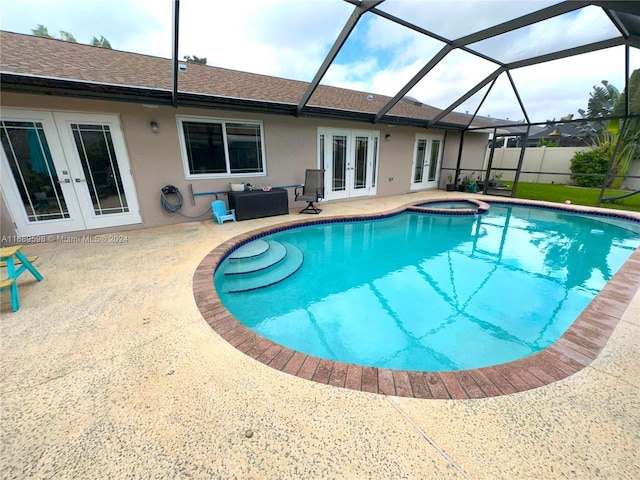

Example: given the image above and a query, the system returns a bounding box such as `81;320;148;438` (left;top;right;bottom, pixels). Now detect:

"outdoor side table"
0;245;43;312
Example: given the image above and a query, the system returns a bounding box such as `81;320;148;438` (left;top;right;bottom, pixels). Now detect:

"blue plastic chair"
212;200;236;225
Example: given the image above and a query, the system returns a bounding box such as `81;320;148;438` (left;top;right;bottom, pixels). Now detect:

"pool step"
220;240;304;293
224;240;287;275
228;239;270;260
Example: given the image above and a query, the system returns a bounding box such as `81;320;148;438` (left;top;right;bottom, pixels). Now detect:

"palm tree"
588;71;640;188
586;80;620;119
30;25;112;49
183;55;207;65
573;75;639;189
59;31;77;43
91;36;112;49
608;69;640;187
31;25;53;38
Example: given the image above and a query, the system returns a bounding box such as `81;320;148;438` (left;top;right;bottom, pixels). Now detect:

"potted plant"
461;172;477;193
488;172;504;188
445;174;456;191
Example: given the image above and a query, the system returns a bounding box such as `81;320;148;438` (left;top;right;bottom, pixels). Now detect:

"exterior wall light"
385;133;391;140
150;121;159;133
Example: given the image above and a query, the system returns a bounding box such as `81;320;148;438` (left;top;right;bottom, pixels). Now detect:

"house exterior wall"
0;93;488;239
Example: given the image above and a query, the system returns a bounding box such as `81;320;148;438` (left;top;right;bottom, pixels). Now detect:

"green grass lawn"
504;182;640;212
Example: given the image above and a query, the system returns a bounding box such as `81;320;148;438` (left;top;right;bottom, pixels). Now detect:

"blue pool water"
214;204;640;371
418;200;478;209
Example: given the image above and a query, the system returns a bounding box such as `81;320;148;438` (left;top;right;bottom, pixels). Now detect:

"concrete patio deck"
1;192;639;479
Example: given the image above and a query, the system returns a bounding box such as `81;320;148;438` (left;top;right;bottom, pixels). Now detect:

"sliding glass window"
178;116;265;178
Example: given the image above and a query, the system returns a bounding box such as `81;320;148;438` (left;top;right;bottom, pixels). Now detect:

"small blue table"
1;246;43;312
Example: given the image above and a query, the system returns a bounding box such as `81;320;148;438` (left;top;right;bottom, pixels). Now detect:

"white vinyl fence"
485;146;640;189
484;147;587;184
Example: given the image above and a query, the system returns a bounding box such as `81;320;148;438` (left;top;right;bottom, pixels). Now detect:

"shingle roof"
0;31;483;129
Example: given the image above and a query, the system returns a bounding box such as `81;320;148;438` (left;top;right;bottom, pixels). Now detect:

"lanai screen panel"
376;0;564;40
323;10;444;99
467;6;620;64
1;0;639;129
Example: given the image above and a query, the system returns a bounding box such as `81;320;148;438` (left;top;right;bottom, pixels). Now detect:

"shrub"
570;148;609;187
538;138;559;147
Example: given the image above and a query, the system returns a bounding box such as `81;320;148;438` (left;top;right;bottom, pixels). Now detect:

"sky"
1;0;637;123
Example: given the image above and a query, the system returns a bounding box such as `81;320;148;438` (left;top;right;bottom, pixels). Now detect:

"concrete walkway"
1;192;639;479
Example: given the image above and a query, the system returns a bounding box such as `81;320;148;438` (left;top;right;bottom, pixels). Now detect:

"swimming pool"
213;203;640;372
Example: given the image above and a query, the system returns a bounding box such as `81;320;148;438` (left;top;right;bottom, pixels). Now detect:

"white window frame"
177;115;267;179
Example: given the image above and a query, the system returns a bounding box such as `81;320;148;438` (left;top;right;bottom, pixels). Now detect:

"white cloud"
176;0;350;80
0;0;171;55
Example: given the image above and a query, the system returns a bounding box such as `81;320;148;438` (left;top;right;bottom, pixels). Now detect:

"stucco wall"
1;93;487;238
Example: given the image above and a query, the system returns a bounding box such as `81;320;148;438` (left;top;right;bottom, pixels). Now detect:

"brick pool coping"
192;199;640;399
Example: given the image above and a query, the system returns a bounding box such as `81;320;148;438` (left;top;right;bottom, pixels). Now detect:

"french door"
319;128;379;200
410;134;443;190
1;109;141;236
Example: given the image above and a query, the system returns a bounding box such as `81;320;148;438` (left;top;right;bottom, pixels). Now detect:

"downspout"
171;0;180;108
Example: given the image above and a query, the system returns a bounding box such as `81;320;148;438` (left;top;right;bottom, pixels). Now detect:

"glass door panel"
318;133;325;171
0;111;85;235
332;135;347;193
371;137;378;188
1;121;70;222
55;112;141;230
71;123;130;216
413;139;427;183
354;136;368;190
428;139;441;182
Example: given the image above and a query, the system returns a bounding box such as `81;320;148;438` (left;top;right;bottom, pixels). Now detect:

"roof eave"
1;73;174;105
0;73;472;130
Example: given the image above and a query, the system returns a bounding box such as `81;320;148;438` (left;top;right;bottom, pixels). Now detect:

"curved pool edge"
409;198;491;215
192;198;640;400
